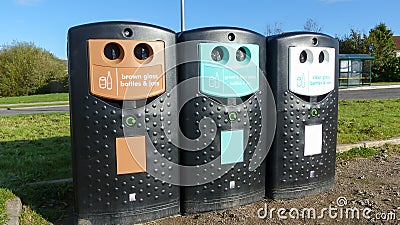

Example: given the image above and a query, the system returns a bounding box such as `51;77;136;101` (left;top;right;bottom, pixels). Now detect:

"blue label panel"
199;43;259;98
221;130;244;165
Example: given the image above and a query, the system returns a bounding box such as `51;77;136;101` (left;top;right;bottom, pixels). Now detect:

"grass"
0;188;15;224
0;93;69;105
337;99;400;144
0;98;398;223
371;81;400;85
0;113;71;224
336;144;399;160
20;205;52;225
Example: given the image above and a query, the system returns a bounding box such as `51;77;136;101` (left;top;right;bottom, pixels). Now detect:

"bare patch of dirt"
147;146;400;225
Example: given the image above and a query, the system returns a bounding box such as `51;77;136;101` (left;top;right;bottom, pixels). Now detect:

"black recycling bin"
177;27;270;214
265;32;339;199
68;22;179;224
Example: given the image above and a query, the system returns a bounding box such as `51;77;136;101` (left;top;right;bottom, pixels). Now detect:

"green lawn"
0;113;71;224
371;81;400;85
0;98;399;224
0;93;69;105
0;188;15;225
337;99;400;144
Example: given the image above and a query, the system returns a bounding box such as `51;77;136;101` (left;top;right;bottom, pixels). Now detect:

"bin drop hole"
319;51;325;63
104;43;122;60
211;46;224;62
299;50;307;63
236;47;247;62
134;43;152;61
319;50;329;63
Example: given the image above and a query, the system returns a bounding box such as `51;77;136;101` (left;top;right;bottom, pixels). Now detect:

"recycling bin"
177;27;269;214
265;32;339;199
68;22;179;224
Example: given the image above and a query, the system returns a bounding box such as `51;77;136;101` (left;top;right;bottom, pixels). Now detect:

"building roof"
393;36;400;50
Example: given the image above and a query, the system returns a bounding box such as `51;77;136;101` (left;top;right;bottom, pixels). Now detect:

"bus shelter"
339;54;374;86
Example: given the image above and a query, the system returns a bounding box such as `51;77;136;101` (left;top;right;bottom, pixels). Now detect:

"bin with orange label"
68;22;179;224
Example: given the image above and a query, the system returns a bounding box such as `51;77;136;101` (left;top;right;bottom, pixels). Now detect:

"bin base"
181;189;264;215
266;177;334;200
75;201;179;225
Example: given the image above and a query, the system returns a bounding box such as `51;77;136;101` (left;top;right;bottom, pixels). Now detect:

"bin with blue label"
265;32;339;199
177;27;269;214
68;22;179;224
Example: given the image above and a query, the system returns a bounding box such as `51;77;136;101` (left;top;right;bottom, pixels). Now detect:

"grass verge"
0;93;69;105
0;113;71;224
371;81;400;85
337;99;400;144
0;188;15;224
20;205;52;225
336;144;399;160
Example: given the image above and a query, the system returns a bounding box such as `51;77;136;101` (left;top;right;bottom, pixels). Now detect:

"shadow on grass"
0;136;74;224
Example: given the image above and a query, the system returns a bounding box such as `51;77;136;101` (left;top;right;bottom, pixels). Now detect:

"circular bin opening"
236;46;251;64
319;50;329;63
104;43;124;63
134;43;153;63
299;49;313;64
211;46;229;64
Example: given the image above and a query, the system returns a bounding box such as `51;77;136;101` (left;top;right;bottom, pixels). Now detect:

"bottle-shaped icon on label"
297;73;306;88
106;71;112;90
209;72;220;88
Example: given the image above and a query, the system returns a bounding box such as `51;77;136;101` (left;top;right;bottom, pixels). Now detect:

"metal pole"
180;0;185;32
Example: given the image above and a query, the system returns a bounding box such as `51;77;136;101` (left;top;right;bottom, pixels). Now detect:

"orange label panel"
116;136;146;174
90;65;165;100
88;39;166;100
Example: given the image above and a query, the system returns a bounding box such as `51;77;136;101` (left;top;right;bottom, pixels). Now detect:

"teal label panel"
221;130;244;164
199;43;259;98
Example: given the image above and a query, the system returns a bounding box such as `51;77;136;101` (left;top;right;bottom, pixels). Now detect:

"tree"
0;41;67;96
303;19;322;33
266;22;283;36
365;23;399;81
337;29;369;54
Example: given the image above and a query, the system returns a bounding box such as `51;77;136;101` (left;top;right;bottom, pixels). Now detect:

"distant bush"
0;41;67;97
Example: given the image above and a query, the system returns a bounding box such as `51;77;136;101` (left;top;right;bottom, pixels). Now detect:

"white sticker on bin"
304;124;322;156
289;47;335;96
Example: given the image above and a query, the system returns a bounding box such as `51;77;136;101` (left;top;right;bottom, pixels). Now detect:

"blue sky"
0;0;399;59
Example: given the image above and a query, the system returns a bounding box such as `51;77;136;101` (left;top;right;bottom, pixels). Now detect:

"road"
0;86;399;116
0;105;69;116
339;85;400;100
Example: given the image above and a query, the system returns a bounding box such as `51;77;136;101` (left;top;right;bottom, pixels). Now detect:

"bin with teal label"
177;27;268;214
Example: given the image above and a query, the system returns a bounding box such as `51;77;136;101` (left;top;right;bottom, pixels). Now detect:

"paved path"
339;85;400;100
0;101;69;107
0;105;69;116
